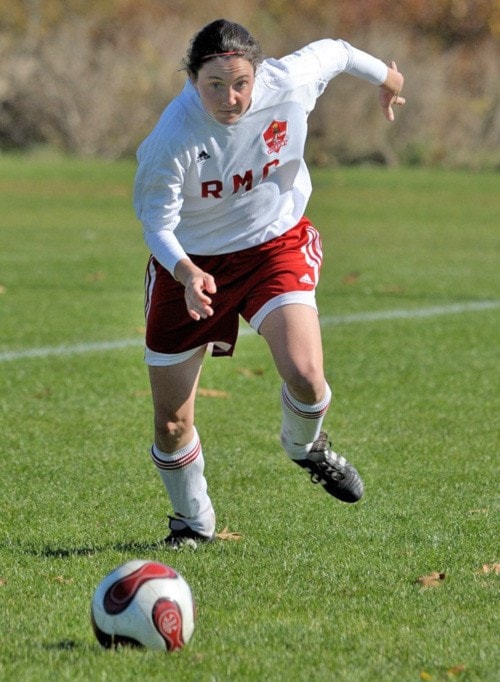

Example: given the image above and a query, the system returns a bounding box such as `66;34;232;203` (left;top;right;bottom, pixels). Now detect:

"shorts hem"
144;345;205;366
249;290;318;332
144;341;233;366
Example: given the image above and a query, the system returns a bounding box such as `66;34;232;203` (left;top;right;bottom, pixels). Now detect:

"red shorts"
144;217;323;362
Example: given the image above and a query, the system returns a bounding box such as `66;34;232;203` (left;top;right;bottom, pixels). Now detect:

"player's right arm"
134;110;217;322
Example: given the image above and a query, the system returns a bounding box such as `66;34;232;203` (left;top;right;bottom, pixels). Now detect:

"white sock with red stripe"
150;427;215;537
280;382;332;459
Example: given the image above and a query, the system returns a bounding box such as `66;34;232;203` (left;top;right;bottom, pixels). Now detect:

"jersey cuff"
344;42;388;85
143;228;188;276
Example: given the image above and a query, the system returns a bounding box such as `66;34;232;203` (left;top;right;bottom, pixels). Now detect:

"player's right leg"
147;346;216;548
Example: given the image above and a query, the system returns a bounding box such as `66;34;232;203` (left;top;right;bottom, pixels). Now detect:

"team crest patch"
263;120;288;154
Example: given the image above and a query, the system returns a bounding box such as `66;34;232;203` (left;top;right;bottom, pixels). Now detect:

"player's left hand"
380;60;405;122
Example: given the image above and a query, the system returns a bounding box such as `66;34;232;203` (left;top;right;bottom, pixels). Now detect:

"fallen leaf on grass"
416;572;446;588
420;664;467;680
478;563;500;575
53;576;74;584
32;387;52;399
216;527;243;541
446;664;467;677
236;367;264;378
198;388;229;398
0;578;7;586
0;284;6;294
84;271;107;282
342;271;361;285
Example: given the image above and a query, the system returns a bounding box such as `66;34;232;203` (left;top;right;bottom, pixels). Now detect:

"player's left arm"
328;41;405;122
379;60;405;122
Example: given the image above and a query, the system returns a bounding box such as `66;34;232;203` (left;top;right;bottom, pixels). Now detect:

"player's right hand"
184;271;217;321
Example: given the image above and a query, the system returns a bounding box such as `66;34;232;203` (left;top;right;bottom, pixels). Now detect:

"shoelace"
310;461;346;485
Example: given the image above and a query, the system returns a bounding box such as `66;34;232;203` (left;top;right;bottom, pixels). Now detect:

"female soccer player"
134;19;405;548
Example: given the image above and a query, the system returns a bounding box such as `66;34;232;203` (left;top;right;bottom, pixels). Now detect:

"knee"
154;413;192;453
285;367;326;405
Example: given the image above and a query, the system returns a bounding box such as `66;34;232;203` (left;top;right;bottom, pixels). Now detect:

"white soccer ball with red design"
91;560;195;651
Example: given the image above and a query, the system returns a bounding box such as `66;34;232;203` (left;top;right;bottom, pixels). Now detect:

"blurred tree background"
0;0;498;167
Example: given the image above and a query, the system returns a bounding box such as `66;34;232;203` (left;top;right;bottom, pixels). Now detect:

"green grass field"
1;154;498;681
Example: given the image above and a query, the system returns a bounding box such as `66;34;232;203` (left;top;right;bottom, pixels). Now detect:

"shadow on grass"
41;639;80;651
16;540;166;558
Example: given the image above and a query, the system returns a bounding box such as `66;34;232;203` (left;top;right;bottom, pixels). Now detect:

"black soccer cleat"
163;516;215;550
293;432;364;503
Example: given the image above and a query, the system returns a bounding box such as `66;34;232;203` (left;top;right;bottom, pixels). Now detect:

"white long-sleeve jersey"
134;39;388;275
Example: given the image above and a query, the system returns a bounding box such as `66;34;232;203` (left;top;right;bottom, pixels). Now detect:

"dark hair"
183;19;263;79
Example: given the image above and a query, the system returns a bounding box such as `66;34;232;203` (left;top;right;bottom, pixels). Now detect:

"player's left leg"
259;303;329;454
259;303;364;503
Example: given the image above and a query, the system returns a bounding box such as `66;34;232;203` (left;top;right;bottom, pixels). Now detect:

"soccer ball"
91;560;195;651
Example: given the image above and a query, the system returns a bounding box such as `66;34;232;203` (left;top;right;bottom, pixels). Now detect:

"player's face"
194;57;255;125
